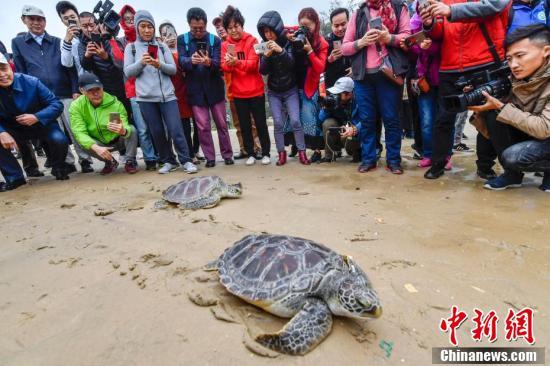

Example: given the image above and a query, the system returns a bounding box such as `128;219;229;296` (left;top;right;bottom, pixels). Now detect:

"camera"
93;0;121;33
322;93;340;111
292;26;311;50
444;65;512;112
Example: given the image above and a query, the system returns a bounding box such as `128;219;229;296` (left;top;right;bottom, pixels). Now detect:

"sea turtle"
161;176;242;210
206;234;382;355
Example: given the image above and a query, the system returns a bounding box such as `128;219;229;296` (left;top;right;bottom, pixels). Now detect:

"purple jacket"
410;11;441;86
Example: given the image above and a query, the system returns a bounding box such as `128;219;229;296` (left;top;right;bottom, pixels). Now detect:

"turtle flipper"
202;259;218;271
255;298;333;355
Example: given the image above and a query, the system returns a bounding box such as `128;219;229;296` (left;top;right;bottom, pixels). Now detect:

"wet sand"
1;126;549;365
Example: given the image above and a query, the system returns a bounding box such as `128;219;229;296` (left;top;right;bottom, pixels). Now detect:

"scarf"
119;5;137;43
368;0;397;32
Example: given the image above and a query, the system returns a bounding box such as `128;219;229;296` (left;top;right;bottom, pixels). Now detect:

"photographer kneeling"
468;25;550;192
69;72;138;175
320;77;361;163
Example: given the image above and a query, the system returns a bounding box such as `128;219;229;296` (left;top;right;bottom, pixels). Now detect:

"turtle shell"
217;235;344;303
162;176;223;204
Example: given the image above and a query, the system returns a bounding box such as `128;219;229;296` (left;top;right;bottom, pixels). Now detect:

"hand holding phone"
227;44;236;56
109;112;121;123
369;17;383;30
147;44;159;59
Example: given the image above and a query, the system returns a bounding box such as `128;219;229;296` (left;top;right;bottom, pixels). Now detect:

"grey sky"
0;0;335;52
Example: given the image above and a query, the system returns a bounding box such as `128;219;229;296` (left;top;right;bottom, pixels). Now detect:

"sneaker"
81;160;94;173
65;163;77;174
145;161;157;171
310;151;322;164
158;162;178;174
424;164;445;179
453;143;470;152
124;160;138;174
183;162;198;174
484;173;523;191
417;158;432;168
25;167;45;177
261;156;271;165
100;160;119;175
52;167;70;180
245;156;256;166
386;164;404;175
234;152;248;160
224;158;234;165
0;179;27;192
205;160;216;168
357;163;377;173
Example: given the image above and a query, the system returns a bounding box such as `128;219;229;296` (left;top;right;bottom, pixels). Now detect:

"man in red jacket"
420;0;512;180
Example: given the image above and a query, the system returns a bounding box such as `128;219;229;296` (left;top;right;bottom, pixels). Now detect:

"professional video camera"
444;64;512;112
93;0;121;33
292;26;311;50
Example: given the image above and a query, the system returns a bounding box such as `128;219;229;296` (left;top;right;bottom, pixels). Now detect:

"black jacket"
325;33;351;88
78;36;127;103
257;11;297;93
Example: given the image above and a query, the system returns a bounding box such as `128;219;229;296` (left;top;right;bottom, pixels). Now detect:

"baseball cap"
327;77;354;95
0;53;8;65
78;72;103;91
22;5;45;18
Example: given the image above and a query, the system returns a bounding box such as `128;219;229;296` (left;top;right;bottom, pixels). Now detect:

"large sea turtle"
206;234;382;355
161;176;242;210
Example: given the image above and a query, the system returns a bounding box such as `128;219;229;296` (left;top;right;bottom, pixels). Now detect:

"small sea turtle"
206;234;382;355
161;176;242;210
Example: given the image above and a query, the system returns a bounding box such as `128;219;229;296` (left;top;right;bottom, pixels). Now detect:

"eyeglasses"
124;17;134;24
190;26;206;33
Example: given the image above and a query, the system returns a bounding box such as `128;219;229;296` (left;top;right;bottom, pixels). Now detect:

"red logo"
505;308;535;345
439;306;468;346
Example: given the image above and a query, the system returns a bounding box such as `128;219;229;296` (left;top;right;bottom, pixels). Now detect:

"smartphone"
253;42;269;55
109;112;121;123
404;31;427;48
333;40;342;50
418;0;430;10
328;126;345;133
227;43;236;56
91;33;101;44
369;17;383;30
68;19;77;26
196;42;207;56
147;44;159;59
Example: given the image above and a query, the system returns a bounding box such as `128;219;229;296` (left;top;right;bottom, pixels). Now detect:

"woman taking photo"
221;6;272;166
291;8;328;163
123;10;197;174
342;0;410;174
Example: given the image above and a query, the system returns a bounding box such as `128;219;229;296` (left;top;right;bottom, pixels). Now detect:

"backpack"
182;32;216;56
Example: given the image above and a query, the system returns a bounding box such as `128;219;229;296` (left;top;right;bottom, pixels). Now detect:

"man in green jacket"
70;72;138;174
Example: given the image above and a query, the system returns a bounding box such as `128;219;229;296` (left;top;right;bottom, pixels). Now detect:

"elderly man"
0;54;69;192
69;72;138;175
12;4;93;173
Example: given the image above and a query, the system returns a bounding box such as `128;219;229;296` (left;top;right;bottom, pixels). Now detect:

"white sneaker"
261;156;271;165
246;156;256;166
183;162;198;174
158;162;178;174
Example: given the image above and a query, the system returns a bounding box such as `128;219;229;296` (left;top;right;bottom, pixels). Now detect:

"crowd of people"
0;0;549;194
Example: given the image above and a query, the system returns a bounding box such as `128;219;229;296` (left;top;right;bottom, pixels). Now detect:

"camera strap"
478;22;502;67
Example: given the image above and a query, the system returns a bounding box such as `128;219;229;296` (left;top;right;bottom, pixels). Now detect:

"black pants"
434;69;519;169
234;95;271;157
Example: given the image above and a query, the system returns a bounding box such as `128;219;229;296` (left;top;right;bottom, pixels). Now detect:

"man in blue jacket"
0;54;69;192
508;0;549;34
11;4;93;173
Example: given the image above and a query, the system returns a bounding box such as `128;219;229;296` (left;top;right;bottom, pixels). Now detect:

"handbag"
378;49;404;86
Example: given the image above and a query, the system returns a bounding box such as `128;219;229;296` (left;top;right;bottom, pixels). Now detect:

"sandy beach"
1;127;549;366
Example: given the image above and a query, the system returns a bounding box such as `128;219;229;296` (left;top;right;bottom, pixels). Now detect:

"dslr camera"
292;26;311;50
93;0;121;33
444;64;512;112
321;93;340;111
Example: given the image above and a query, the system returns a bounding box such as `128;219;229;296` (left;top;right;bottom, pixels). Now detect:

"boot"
298;150;310;165
276;151;287;166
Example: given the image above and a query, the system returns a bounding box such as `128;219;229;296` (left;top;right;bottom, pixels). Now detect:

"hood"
511;59;550;106
226;31;254;45
257;11;286;44
134;10;156;43
119;4;136;42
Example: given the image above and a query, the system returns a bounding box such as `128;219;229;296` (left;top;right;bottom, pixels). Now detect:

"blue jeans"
417;87;439;159
130;98;157;162
138;100;192;165
502;139;550;177
0;123;68;183
268;87;305;152
298;89;320;137
355;73;403;166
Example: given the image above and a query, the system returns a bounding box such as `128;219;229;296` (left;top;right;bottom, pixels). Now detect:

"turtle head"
332;256;382;319
226;183;243;198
